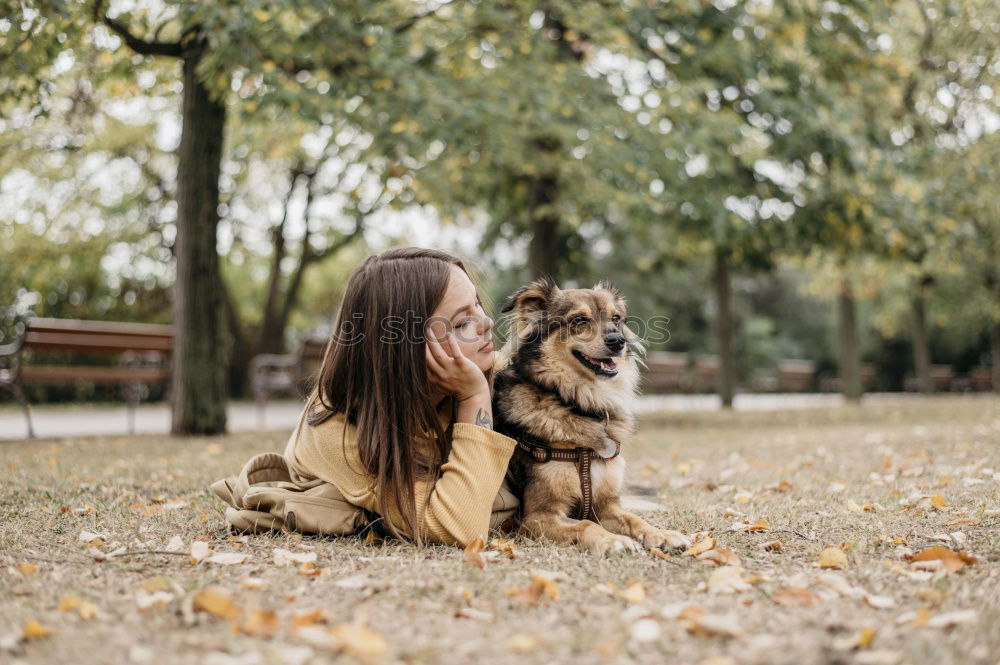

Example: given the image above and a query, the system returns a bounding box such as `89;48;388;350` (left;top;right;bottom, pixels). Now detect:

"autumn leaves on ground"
2;396;998;665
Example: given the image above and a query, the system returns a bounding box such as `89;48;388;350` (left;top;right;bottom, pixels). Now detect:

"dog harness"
511;401;622;523
502;365;625;521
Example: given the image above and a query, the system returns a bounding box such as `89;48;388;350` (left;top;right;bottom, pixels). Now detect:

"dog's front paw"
588;532;642;556
637;527;692;551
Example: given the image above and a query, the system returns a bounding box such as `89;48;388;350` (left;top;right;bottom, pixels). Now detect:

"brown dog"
493;278;691;555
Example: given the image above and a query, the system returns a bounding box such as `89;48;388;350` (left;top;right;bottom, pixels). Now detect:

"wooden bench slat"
24;332;172;353
25;317;173;337
20;365;170;383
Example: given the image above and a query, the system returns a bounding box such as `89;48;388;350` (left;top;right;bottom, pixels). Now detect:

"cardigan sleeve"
409;423;517;547
285;414;516;547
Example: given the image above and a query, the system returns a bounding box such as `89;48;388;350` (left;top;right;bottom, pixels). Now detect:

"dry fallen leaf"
683;612;744;639
463;536;486;569
745;519;770;532
205;552;248;566
506;633;540;652
759;540;783;552
274;548;317;566
617;580;646;604
331;621;388;665
857;627;877;649
193;587;240;621
135;590;174;611
17;563;37;576
926;609;977;628
299;562;323;577
290;608;330;633
58;595;98;620
21;619;52;641
237;608;279;638
683;537;717;557
864;594;896;610
906;547;977;573
490;538;519;560
771;587;816;607
240;577;267;590
817;547;849;569
507;573;560;606
697;548;741;567
708;566;751;594
929;495;948;509
190;540;211;564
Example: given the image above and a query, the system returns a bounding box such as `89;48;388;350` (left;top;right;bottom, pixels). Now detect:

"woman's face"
428;265;495;373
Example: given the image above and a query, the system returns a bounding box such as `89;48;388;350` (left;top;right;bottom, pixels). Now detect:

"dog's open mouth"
572;350;619;377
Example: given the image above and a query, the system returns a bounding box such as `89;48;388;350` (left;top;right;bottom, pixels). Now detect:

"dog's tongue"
600;358;617;371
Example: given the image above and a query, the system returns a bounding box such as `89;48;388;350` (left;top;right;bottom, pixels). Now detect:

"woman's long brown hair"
306;247;488;545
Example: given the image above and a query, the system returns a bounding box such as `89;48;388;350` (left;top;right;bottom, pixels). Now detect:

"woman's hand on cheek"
425;331;489;402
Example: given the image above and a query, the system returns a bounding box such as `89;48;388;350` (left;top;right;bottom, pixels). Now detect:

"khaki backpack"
210;451;520;539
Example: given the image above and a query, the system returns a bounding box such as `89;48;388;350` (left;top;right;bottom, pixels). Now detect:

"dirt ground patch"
2;396;998;665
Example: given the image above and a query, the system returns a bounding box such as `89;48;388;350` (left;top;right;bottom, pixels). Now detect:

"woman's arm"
412;423;516;546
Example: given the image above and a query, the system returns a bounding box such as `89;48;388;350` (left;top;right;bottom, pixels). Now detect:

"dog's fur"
493;278;691;555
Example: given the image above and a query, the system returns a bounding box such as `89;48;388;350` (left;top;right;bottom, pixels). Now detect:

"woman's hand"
425;330;489;403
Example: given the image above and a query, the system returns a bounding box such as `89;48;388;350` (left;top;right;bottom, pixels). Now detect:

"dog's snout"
604;333;625;353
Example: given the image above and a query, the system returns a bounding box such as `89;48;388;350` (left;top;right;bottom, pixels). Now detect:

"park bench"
0;317;173;438
250;338;328;427
692;356;719;393
642;351;689;393
903;364;955;392
967;366;993;392
776;359;816;392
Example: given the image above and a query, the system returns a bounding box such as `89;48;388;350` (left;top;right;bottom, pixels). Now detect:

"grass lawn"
2;396;998;665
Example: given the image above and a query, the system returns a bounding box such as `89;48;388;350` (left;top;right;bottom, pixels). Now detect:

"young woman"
271;247;518;547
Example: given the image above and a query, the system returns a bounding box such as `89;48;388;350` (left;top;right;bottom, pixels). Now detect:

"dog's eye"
611;315;622;324
571;315;589;327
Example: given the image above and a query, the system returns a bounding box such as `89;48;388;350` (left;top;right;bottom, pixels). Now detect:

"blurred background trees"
2;0;997;431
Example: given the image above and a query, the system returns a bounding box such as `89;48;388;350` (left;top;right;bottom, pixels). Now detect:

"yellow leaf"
817;547;849;569
771;587;816;607
617;580;646;604
58;595;81;612
193;587;240;621
238;608;278;638
907;547;976;573
331;622;388;664
505;633;539;652
463;536;486;569
17;562;38;576
22;619;52;640
682;536;716;557
930;495;948;509
857;627;876;649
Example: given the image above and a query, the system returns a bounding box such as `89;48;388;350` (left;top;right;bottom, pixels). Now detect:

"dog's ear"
501;276;559;315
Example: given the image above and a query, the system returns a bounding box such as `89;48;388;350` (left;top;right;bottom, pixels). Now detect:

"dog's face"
500;278;642;392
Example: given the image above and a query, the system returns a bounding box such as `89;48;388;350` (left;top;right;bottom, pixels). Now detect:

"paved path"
0;392;965;441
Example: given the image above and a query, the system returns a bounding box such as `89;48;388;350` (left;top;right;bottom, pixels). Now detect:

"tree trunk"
714;252;735;409
528;175;560;280
838;279;862;403
911;286;932;394
991;322;1000;395
170;46;228;435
